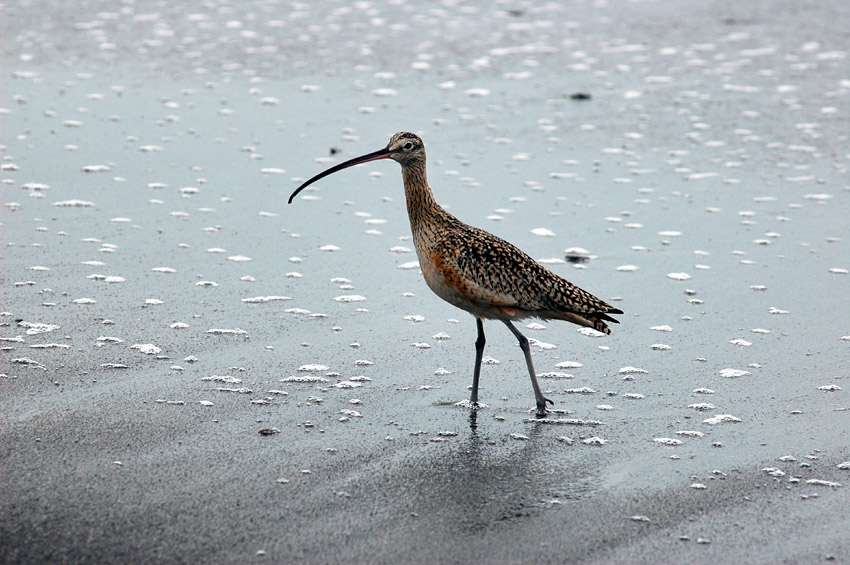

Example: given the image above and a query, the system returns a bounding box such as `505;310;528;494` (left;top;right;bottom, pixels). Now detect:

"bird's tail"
587;309;623;335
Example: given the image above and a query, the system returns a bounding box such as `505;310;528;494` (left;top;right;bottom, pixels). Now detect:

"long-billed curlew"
289;132;622;417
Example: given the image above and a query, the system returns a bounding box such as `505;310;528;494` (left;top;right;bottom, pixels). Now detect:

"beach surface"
2;1;849;563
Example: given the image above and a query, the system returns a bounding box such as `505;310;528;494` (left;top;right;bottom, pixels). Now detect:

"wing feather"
439;224;621;323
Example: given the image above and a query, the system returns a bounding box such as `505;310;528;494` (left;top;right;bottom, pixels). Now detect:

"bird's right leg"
504;320;553;417
470;318;485;406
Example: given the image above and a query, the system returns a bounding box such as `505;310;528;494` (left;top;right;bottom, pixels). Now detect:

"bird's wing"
441;227;554;310
443;225;619;318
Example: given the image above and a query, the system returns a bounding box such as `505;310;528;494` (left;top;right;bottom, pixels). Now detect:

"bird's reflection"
388;414;596;533
467;408;478;432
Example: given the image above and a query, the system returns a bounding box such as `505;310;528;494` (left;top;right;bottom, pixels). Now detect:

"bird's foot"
534;396;554;418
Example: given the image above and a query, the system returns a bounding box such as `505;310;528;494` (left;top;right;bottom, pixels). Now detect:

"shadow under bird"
289;132;622;417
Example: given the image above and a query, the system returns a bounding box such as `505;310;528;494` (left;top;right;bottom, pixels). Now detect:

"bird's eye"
403;141;414;151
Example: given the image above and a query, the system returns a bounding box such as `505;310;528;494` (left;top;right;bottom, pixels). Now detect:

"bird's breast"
417;247;466;304
415;243;523;320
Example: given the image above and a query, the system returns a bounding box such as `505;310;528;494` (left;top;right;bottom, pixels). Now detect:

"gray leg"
470;318;485;406
503;320;552;417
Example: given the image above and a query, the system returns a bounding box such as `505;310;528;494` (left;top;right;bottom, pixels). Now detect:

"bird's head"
288;132;425;204
385;131;425;166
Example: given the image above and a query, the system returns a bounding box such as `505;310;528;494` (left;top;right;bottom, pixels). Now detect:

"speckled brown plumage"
289;131;623;416
394;132;622;333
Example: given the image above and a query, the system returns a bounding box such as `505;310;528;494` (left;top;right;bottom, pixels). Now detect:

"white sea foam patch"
97;336;123;344
285;308;311;315
538;372;574;379
529;338;557;351
582;437;608;445
806;479;842;488
53;199;96;207
242;296;292;303
334;295;366;303
205;328;248;335
703;414;742;425
12;357;45;367
19;322;60;335
22;182;50;191
333;381;363;389
280;375;328;383
526;418;605;426
0;336;25;343
530;227;556;237
87;274;126;283
653;438;682;446
131;343;161;355
201;375;242;384
689;403;715;412
565;387;596;395
82;164;111;172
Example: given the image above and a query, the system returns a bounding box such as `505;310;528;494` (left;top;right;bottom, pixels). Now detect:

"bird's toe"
535;399;553;418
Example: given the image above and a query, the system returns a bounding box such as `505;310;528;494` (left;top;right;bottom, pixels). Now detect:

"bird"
288;132;622;417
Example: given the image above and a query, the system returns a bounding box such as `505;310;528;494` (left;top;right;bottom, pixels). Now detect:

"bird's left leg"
470;317;485;407
503;320;553;417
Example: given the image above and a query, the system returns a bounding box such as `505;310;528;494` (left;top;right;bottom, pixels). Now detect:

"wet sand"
2;0;849;563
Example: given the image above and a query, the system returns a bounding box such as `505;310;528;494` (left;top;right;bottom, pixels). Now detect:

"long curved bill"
288;146;393;204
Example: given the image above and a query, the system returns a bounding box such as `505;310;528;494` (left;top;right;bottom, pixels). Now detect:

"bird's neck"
402;160;448;235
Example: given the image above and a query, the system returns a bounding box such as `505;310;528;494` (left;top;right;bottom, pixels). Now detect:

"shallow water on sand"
2;1;849;563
